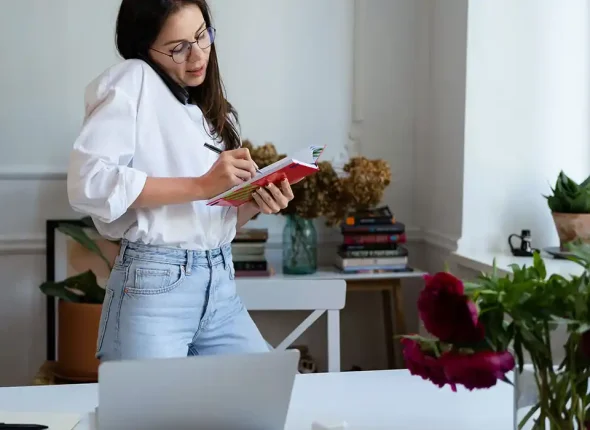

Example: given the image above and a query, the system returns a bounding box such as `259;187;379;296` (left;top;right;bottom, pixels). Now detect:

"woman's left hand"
252;179;294;214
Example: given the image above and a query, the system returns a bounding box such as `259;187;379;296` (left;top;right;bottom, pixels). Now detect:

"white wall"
354;0;418;229
211;0;353;162
0;1;121;168
0;0;434;386
459;0;590;254
414;0;468;258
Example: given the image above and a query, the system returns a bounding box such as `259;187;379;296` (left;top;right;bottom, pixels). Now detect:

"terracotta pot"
55;301;101;382
552;212;590;250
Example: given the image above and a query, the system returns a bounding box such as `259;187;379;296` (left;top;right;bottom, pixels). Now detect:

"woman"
67;0;293;361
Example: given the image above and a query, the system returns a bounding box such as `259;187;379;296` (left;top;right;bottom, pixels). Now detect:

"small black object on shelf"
508;229;537;257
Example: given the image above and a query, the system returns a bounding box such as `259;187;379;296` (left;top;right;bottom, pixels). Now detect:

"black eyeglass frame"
151;26;216;64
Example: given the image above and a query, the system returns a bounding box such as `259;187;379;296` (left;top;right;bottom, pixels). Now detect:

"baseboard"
421;229;459;252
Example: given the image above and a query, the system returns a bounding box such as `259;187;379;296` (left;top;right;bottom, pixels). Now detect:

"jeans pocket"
96;288;114;354
228;263;236;280
126;262;186;295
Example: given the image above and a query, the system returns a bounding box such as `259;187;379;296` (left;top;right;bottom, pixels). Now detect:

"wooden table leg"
381;288;395;369
391;279;407;368
347;278;410;370
326;310;341;372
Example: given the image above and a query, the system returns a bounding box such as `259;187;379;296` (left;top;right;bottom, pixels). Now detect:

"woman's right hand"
200;148;259;198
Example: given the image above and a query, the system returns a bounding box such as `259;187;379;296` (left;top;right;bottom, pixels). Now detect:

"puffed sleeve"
67;67;148;224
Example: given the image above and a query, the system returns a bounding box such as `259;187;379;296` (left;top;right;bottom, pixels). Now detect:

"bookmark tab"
310;145;326;164
290;145;327;165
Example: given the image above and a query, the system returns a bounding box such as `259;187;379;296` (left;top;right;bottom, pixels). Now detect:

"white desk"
0;370;513;429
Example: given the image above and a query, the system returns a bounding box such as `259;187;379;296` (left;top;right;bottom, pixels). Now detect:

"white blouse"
67;59;238;250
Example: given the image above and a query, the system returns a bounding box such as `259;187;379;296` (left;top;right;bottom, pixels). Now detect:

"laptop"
97;349;300;430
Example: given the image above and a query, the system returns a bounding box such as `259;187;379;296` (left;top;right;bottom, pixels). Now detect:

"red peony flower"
418;272;484;344
401;338;456;392
440;350;515;390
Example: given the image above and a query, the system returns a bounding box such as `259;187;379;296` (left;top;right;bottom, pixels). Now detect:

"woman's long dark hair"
115;0;240;150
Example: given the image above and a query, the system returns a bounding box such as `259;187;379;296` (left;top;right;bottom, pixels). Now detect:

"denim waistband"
118;239;232;268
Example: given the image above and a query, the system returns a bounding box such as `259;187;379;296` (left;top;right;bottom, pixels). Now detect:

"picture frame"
45;219;116;361
45;219;83;361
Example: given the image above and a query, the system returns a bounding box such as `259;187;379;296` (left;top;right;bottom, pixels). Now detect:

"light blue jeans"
96;240;271;360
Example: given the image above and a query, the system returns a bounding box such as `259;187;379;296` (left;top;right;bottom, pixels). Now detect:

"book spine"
233;261;268;271
344;216;396;226
338;264;409;272
341;223;405;234
342;233;406;245
338;256;408;268
337;266;413;274
231;244;267;254
233;230;269;242
340;243;402;251
232;254;266;262
338;248;407;258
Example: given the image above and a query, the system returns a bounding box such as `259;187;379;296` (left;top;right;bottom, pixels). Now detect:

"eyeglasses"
151;26;216;64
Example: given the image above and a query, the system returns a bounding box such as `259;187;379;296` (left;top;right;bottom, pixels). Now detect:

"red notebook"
206;145;326;207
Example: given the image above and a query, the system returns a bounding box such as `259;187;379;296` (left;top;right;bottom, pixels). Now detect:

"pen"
203;143;262;174
0;424;49;429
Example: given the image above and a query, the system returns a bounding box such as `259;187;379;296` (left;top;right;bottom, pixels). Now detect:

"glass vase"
513;364;586;430
514;364;541;430
282;214;317;275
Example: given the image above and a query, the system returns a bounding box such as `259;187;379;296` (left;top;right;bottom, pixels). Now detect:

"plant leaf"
399;334;435;343
533;251;546;279
546;171;590;213
57;223;112;271
39;280;83;302
40;270;105;304
512;330;525;372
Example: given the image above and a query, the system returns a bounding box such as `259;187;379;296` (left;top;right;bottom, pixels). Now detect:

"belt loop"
221;246;229;270
206;250;212;268
116;239;129;264
186;250;193;276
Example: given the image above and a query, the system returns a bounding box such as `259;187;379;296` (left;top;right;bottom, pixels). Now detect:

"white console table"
237;267;427;369
236;278;346;372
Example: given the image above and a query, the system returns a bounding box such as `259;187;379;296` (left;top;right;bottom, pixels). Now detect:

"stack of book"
231;228;272;277
335;206;410;274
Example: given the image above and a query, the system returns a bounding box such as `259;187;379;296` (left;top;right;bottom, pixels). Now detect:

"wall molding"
0;166;67;181
0;234;46;255
421;229;459;252
0;226;452;255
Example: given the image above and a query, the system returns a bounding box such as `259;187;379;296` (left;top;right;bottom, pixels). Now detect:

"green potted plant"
40;218;118;381
545;171;590;250
402;242;590;429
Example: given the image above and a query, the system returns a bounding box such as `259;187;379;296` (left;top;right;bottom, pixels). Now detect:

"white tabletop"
249;267;427;282
0;370;513;429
